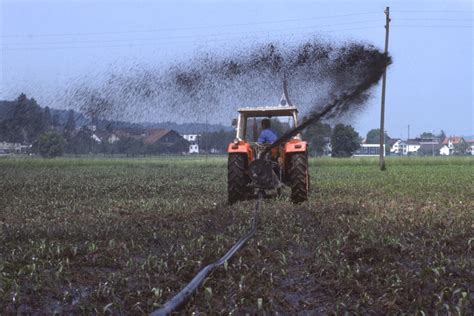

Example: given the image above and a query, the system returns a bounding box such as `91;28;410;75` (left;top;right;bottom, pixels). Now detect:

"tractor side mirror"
231;118;238;128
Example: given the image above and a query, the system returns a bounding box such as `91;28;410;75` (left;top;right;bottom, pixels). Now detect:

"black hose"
150;190;265;316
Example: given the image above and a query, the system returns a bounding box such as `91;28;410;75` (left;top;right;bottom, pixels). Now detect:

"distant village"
355;135;474;157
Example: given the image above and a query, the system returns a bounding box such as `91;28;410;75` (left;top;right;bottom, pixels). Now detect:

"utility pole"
205;114;208;162
379;6;390;170
407;124;410;156
431;129;435;157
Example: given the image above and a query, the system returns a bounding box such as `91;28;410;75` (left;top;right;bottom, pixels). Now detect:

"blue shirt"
258;129;278;144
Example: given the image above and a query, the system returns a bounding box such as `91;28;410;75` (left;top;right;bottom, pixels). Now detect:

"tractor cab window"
244;116;295;142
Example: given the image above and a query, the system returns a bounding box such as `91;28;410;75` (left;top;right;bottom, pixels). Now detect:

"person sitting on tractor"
257;118;278;144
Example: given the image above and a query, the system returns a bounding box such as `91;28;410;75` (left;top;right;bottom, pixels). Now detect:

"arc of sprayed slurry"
64;41;390;124
150;190;265;316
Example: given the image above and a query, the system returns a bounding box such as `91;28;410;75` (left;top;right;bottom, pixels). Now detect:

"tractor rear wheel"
289;152;309;203
228;154;250;204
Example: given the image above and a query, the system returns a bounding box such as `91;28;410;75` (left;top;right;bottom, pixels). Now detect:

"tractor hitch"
248;158;281;189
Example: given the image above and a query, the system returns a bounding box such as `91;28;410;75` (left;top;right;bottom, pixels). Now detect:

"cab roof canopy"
237;106;298;117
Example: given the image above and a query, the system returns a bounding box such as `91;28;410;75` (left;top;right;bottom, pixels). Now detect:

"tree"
35;131;65;158
331;124;360;157
438;130;446;141
66;128;98;154
63;110;76;141
117;137;144;156
200;130;234;153
303;121;332;156
51;114;60;129
366;128;391;155
43;106;52;130
5;93;46;143
366;128;390;144
453;140;469;156
420;132;435;138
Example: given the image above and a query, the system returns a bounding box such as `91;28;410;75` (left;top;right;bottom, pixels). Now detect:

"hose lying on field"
150;190;265;316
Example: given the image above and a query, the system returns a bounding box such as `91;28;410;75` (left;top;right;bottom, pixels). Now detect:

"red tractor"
227;105;309;204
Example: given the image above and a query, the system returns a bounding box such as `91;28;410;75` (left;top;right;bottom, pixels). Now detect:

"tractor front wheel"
228;154;250;204
289;152;309;203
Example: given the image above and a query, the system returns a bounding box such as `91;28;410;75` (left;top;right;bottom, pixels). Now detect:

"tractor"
227;105;309;204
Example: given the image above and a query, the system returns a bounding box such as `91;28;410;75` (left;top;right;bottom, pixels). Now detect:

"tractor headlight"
233;138;240;145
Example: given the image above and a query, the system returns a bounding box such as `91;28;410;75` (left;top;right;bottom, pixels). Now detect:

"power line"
3;19;384;47
0;26;383;52
0;12;381;38
396;18;473;21
391;10;474;13
391;24;472;28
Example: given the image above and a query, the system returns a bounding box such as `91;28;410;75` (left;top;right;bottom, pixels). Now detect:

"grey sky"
1;0;472;138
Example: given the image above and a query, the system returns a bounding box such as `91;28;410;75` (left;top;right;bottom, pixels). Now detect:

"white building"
108;134;120;144
0;141;30;154
440;145;450;156
323;141;332;156
182;134;200;154
469;145;474;155
406;140;421;155
390;139;407;156
468;140;474;155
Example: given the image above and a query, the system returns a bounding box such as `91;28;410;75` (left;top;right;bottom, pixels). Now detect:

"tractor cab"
233;106;300;144
227;105;309;204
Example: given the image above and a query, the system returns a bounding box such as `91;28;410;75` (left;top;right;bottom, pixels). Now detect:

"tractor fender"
227;142;254;161
284;140;308;153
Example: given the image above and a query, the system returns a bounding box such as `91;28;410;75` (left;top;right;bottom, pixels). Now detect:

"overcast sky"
1;0;472;138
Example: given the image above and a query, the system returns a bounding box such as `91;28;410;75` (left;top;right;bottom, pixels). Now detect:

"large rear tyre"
289;152;309;203
228;154;250;204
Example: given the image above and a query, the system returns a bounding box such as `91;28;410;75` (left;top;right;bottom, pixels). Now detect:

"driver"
257;118;278;144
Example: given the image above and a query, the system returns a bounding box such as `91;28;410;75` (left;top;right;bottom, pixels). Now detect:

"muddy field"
0;157;473;314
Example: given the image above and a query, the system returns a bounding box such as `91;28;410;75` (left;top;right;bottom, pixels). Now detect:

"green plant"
35;131;65;158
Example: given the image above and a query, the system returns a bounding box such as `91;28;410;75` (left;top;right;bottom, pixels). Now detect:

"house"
417;143;443;156
182;134;201;154
323;138;332;156
406;139;421;155
108;133;120;144
143;129;189;153
465;139;474;155
143;129;182;145
440;145;450;156
389;139;407;156
109;129;142;143
353;144;386;157
440;136;466;155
